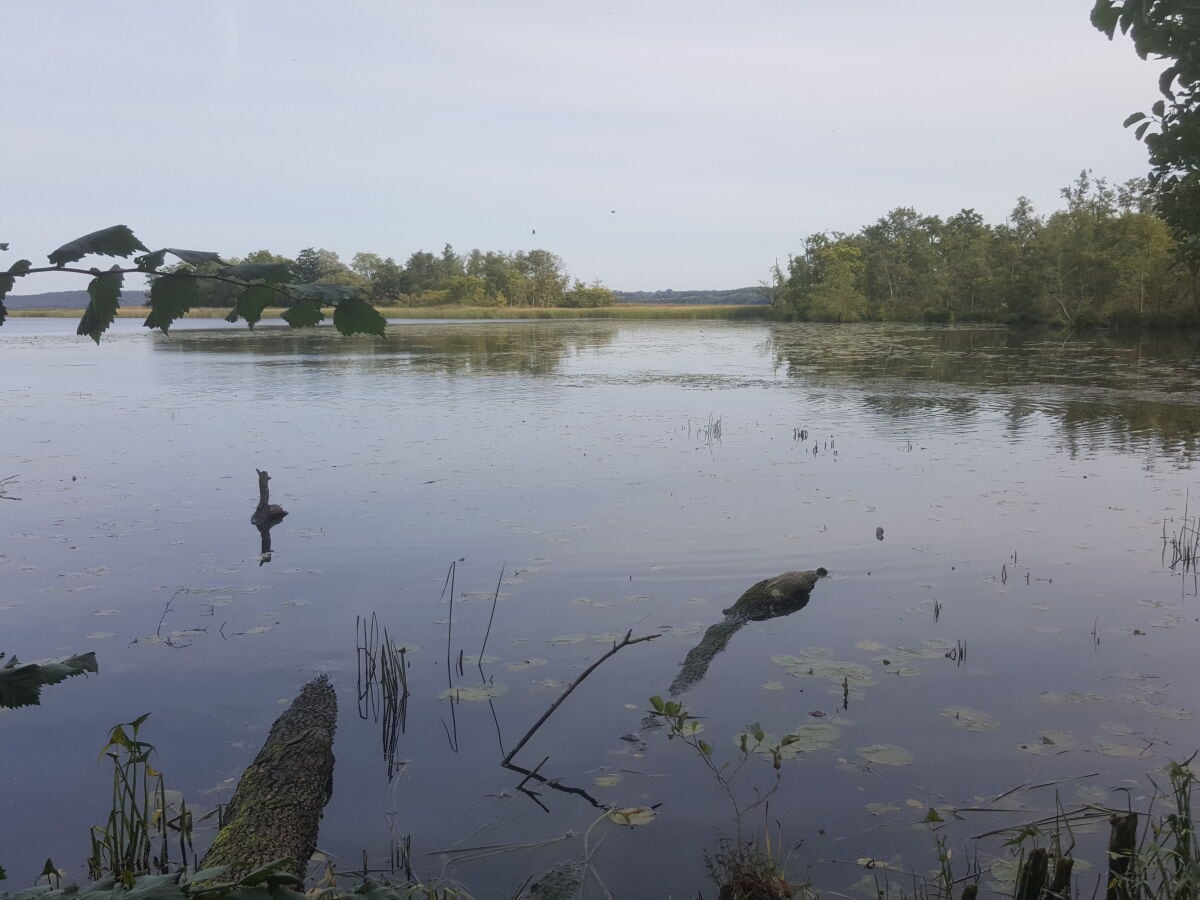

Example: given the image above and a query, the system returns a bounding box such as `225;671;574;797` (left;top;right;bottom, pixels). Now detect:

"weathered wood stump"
250;469;288;527
200;675;337;881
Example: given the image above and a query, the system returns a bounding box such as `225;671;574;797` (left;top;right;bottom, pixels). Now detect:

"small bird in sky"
531;228;536;235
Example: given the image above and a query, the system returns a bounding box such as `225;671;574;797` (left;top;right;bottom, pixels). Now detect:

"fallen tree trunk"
200;675;337;881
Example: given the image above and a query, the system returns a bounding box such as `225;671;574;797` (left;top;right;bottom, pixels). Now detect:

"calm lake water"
2;317;1198;897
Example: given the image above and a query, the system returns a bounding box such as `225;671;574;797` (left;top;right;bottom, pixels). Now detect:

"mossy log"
200;675;337;881
667;568;826;697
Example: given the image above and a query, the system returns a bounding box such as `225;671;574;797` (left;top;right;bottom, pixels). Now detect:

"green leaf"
749;723;765;742
1152;99;1166;117
698;739;713;756
135;249;167;272
281;302;325;328
144;274;200;334
0;259;32;303
1123;111;1148;127
238;859;303;887
649;695;665;713
232;284;279;329
77;267;124;344
166;248;224;266
124;872;185;900
332;295;387;336
0;651;98;709
1159;65;1179;99
219;262;292;283
48;225;148;267
1136;121;1152;141
1090;0;1119;37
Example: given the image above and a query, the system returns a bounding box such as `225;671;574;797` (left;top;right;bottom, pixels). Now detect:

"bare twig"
501;629;660;768
479;564;505;661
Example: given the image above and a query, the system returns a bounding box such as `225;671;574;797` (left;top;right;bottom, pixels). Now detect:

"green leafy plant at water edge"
0;651;98;709
0;865;466;900
0;226;386;341
88;714;192;884
648;695;798;897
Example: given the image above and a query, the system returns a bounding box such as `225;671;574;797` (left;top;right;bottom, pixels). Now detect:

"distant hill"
614;287;770;305
5;290;146;309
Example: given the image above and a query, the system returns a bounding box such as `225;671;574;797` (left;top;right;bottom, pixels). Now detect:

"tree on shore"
771;174;1188;326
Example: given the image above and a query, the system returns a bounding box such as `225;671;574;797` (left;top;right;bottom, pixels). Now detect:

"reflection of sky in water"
1;318;1197;895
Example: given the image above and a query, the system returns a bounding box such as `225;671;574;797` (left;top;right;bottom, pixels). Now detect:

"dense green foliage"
771;173;1191;326
1093;1;1200;297
180;244;614;309
1093;0;1200;187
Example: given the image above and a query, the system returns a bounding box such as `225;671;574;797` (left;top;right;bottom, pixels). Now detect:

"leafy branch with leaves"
0;226;387;343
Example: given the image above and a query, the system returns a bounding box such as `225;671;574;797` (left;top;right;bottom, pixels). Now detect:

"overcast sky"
3;1;1165;291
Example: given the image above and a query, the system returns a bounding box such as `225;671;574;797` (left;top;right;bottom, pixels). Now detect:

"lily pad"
439;683;508;702
462;654;501;665
506;658;547;672
856;744;914;766
1096;738;1146;758
940;706;1000;732
547;633;588;646
1038;690;1108;705
1016;730;1077;755
591;631;627;644
762;680;785;691
593;774;622;788
783;723;841;752
607;806;656;826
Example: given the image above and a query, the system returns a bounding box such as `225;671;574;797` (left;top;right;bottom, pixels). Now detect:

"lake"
2;317;1197;897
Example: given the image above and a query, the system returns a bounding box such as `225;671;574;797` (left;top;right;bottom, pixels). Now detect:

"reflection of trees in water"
770;324;1200;459
153;322;619;377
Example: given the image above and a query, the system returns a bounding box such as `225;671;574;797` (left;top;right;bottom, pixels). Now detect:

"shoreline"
5;304;772;322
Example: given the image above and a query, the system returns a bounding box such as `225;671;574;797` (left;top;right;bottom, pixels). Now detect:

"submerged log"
200;675;337;881
666;568;827;698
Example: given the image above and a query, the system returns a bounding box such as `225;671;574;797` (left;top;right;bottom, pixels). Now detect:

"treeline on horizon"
770;171;1198;327
172;245;617;310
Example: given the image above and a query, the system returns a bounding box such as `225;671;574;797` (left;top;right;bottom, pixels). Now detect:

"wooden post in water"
200;675;337;881
1106;812;1138;900
1014;847;1048;900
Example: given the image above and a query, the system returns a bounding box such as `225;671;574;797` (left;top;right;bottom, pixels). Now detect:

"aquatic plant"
88;714;191;884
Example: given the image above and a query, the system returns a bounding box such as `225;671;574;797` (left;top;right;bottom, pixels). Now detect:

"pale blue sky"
3;1;1163;291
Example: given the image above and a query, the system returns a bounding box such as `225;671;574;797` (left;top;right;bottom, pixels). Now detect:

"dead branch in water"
502;629;660;769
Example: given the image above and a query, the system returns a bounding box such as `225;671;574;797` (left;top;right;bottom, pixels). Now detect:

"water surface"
2;318;1197;896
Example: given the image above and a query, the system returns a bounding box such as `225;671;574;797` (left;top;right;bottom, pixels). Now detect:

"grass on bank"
7;305;773;322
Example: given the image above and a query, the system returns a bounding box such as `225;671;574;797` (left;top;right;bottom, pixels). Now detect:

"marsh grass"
1162;491;1200;573
356;613;410;781
87;714;191;884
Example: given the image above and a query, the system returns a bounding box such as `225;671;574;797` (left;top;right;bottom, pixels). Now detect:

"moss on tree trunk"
200;675;337;881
